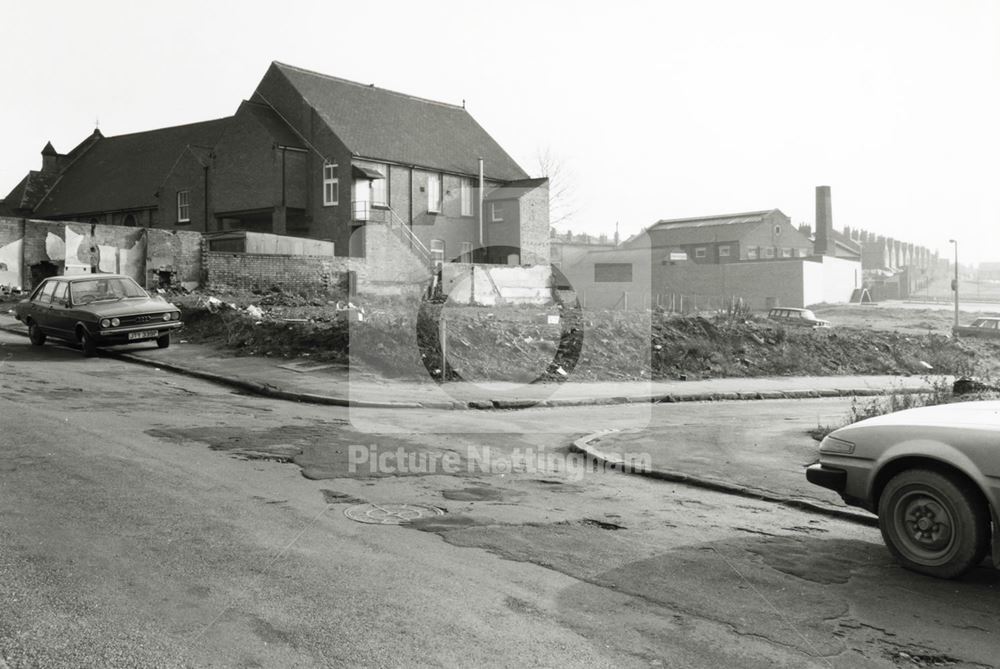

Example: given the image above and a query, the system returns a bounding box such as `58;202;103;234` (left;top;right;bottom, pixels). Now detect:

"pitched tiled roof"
831;229;862;255
2;170;60;212
267;62;528;182
240;100;304;148
34;118;231;217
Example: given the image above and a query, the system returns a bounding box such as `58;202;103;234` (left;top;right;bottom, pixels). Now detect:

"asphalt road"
1;330;999;668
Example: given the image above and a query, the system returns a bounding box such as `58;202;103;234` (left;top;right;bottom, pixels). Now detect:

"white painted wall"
442;264;553;305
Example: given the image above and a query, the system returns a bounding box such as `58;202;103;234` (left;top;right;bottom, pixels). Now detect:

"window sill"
323;202;339;208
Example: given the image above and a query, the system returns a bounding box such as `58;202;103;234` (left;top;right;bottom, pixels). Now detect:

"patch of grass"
811;376;1000;441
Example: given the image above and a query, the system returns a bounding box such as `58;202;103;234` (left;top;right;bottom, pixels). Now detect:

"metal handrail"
384;206;432;262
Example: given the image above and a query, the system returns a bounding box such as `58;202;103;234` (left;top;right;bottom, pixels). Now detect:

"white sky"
2;0;998;263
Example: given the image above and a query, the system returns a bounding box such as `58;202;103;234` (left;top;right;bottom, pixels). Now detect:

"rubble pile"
174;291;1000;382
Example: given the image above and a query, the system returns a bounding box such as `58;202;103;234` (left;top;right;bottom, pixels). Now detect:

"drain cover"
344;503;445;525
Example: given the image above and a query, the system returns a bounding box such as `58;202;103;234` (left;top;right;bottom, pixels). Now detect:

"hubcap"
895;490;955;560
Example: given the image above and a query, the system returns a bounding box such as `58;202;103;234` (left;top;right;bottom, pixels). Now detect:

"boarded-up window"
594;263;633;282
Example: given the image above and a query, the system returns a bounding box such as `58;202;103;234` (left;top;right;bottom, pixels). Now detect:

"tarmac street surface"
1;328;999;668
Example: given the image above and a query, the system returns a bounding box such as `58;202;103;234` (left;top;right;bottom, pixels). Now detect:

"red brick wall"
160;150;210;232
212;110;282;218
204;251;356;295
517;183;550;265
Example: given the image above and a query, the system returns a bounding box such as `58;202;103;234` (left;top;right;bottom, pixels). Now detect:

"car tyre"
80;329;98;358
28;321;46;346
156;333;171;349
878;468;990;579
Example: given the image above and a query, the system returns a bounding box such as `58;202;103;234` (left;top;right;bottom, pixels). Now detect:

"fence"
576;290;756;314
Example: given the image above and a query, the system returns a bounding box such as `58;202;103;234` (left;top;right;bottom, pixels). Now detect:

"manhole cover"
344;503;445;525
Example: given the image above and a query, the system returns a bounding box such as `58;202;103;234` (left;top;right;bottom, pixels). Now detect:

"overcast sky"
3;0;997;262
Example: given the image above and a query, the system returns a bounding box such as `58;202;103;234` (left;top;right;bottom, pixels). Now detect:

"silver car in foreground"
807;401;1000;579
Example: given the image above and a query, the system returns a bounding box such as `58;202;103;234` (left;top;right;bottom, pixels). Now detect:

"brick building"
2;62;549;271
642;209;813;263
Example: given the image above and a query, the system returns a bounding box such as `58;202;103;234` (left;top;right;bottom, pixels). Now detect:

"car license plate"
128;330;158;341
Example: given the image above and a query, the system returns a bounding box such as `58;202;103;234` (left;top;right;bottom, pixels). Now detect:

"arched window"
123;214;137;227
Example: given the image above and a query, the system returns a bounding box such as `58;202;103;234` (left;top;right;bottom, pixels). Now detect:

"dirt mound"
174;292;1000;382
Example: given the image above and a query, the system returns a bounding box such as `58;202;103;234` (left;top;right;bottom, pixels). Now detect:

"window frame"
460;178;474;217
371;164;388;208
36;280;57;304
490;202;503;222
430;238;445;269
718;246;731;258
764;247;775;258
427;173;442;214
323;162;339;207
594;262;634;283
694;247;707;259
747;247;758;260
176;189;190;223
52;281;69;305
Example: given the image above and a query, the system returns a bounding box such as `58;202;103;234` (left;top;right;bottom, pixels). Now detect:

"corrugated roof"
639;210;785;246
269;62;528;182
651;210;774;230
35;117;231;216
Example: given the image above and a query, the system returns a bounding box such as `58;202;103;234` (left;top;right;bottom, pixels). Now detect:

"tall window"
323;162;339;206
177;190;190;223
747;247;758;260
430;239;445;271
427;173;442;213
460;241;473;263
460;178;473;217
372;164;388;207
491;202;503;222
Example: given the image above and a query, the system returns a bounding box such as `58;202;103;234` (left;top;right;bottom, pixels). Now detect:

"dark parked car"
767;307;831;328
12;274;183;356
953;316;1000;339
807;401;1000;579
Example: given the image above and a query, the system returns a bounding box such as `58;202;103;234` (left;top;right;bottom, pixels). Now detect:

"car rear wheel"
878;469;990;579
28;321;46;346
156;333;171;349
80;329;98;357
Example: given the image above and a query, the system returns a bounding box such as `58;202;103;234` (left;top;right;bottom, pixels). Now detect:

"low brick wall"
204;251;355;295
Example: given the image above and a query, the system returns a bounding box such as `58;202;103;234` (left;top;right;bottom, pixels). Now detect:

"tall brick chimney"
814;185;832;256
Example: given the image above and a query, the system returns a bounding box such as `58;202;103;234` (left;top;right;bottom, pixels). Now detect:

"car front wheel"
878;469;990;579
28;321;46;346
156;333;171;349
80;329;98;357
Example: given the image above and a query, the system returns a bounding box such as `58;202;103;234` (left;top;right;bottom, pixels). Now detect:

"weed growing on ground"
811;376;1000;441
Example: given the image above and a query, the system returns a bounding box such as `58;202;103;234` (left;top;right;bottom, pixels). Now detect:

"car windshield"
70;277;148;304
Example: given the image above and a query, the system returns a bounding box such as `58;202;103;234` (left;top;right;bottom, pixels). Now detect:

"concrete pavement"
0;312;948;410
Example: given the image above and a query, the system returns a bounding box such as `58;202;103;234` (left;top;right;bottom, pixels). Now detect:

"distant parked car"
767;307;831;328
807;401;1000;578
12;274;183;357
953;317;1000;339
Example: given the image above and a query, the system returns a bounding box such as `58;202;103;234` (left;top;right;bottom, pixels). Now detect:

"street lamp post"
949;239;959;331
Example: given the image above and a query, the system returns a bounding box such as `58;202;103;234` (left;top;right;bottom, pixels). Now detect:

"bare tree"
535;147;577;229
